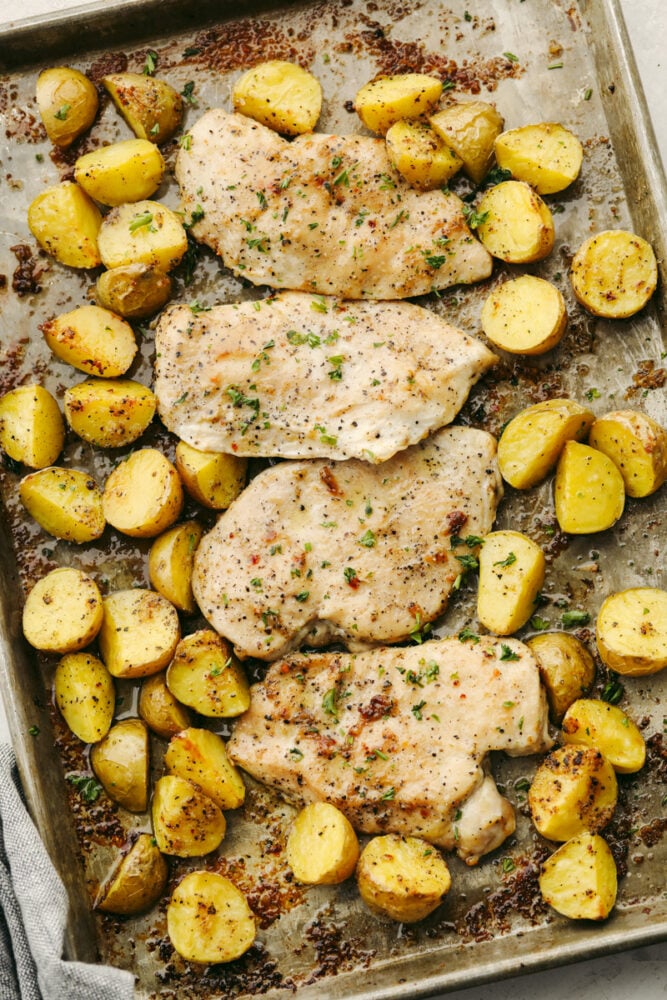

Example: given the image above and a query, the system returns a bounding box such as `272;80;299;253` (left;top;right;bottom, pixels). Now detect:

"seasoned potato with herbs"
54;652;115;744
166;629;250;718
0;385;64;469
164;727;246;811
287;803;359;885
476;180;555;263
354;73;443;135
23;567;103;654
481;275;567;355
74;139;165;206
570;230;658;318
555;440;625;534
526;632;595;723
175;441;247;510
96;833;168;916
497;398;594;490
152;775;226;857
539;833;617;921
28;182;102;269
588;409;667;498
98;588;180;679
138;672;192;739
95;263;172;319
596;587;667;676
494;122;583;194
103;448;183;538
19;467;105;543
36;66;98;147
97;200;188;273
477;530;545;635
41;304;137;378
167;871;256;964
356;834;451;923
562;699;646;773
385;119;462;189
528;745;618;841
64;379;156;448
90;718;150;812
148;520;204;613
103;72;183;144
232;60;322;135
429;100;504;184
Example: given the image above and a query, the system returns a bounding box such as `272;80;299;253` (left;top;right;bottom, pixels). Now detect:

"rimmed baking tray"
0;1;665;996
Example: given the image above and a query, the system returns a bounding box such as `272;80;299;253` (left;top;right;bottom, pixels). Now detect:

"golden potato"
528;744;618;841
356;834;451;923
36;66;98;147
98;588;181;679
28;182;102;269
494;122;583;194
429;100;504;184
64;378;156;448
74;138;165;206
555;440;625;534
0;385;65;469
97;200;188;273
175;441;247;510
95;263;172;319
103;72;183;144
539;833;617;921
481;275;567;355
166;629;250;718
90;718;150;812
477;530;545;635
526;632;595;723
54;652;115;744
570;230;658;318
287;803;359;885
596;587;667;676
588;409;667;498
148;520;204;613
19;467;105;543
164;727;246;811
96;833;168;916
354;73;443;135
41;304;137;378
167;871;256;964
23;567;103;654
152;775;226;857
138;672;192;739
562;699;646;774
232;60;322;135
476;180;555;263
102;448;183;538
385;118;462;190
497;398;594;489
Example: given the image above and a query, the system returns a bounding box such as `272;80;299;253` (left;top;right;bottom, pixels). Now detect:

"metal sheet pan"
0;0;665;996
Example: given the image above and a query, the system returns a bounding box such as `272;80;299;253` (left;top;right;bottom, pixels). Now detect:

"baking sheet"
0;0;666;996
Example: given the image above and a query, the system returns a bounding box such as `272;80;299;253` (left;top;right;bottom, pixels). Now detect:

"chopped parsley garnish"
503;51;519;63
462;204;489;229
411;700;427;721
295;591;310;603
601;677;624;705
493;552;517;567
344;567;358;585
181;81;198;106
499;644;520;661
530;615;550;631
143;49;158;75
358;529;376;548
289;747;304;760
188;299;211;314
328;355;344;380
455;553;479;571
322;688;338;719
424;254;447;270
501;857;516;873
129;211;155;234
54;103;71;121
381;787;396;800
561;609;590;628
458;626;480;643
66;773;102;804
256;190;267;209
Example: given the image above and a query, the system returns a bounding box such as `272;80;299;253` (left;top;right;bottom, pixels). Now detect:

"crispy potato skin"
152;775;226;857
476;180;555;263
64;378;156;448
356;834;451;922
91;718;150;812
41;304;137;377
539;833;617;920
562;699;646;773
98;588;181;679
497;398;594;490
96;833;168;916
233;60;322;135
354;73;443;135
494;122;583;194
555;440;625;534
36;66;98;147
167;871;256;963
0;385;64;469
429;100;504;183
95;263;172;318
481;275;567;355
385;119;462;190
19;467;105;543
596;587;667;676
164;727;246;811
589;409;667;498
287;803;359;885
55;652;115;743
477;529;545;635
570;230;657;318
103;72;183;144
28;182;102;268
526;632;595;723
528;744;618;841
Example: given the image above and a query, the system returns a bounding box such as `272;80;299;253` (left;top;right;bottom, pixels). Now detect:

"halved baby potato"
148;520;204;613
19;467;105;543
96;832;168;916
481;275;567;355
166;629;250;718
98;588;180;679
74;138;165;206
287;802;359;885
164;727;246;811
167;871;256;964
41;304;137;377
539;833;617;921
152;775;226;857
429;100;504;184
0;385;65;469
95;263;172;319
526;632;595;723
596;587;667;676
494;122;583;194
91;717;150;812
138;671;192;739
476;180;555;263
528;744;618;841
55;652;115;743
232;60;322;135
28;182;102;269
588;409;667;498
477;530;545;635
103;72;183;145
97;200;188;273
562;699;646;773
355;73;443;135
23;567;103;654
103;448;183;538
555;440;625;534
175;441;247;510
64;379;156;448
385;118;462;190
36;66;98;147
497;398;594;490
570;230;658;319
356;834;451;923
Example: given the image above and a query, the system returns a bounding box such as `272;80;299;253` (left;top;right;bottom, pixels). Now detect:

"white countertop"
0;0;665;997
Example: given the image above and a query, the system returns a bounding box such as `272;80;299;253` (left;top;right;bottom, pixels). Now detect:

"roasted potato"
19;467;105;543
41;304;137;378
596;587;667;676
481;275;567;355
138;672;192;739
148;520;204;613
36;66;98;147
64;378;156;448
528;745;618;841
555;440;625;534
497;398;594;489
98;588;181;679
476;180;555;263
103;72;183;144
95;263;172;319
97;200;188;273
354;73;443;135
494;122;583;194
22;567;103;654
588;409;667;498
102;448;183;538
232;60;322;135
477;530;545;635
54;652;115;743
166;629;250;718
0;385;64;469
526;632;595;723
286;802;359;885
175;442;247;510
429;100;504;184
90;718;150;812
164;727;246;811
74;138;165;206
152;775;226;857
539;833;617;921
356;834;451;923
562;699;646;774
28;182;102;269
96;833;168;915
167;871;256;963
385;118;462;190
570;230;658;318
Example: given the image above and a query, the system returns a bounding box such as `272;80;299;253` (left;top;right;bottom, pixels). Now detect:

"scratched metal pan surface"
0;0;665;996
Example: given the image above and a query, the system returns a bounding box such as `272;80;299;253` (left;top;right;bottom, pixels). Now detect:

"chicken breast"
192;426;502;661
177;109;493;299
154;292;496;463
228;636;552;864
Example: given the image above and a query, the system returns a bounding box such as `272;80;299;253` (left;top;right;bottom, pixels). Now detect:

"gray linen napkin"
0;743;134;1000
